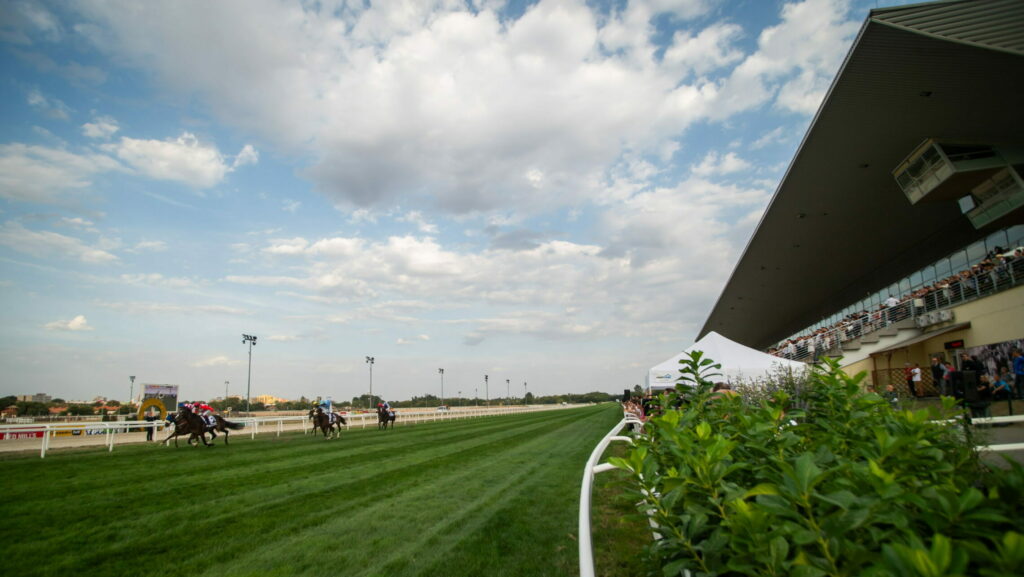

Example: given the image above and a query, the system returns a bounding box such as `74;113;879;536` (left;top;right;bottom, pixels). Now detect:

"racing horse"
161;406;212;447
377;406;396;430
308;407;346;439
206;414;246;445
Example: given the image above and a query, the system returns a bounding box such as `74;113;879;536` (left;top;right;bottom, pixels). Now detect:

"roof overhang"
700;0;1024;350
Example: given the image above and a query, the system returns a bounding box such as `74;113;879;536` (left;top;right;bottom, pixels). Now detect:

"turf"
0;404;627;577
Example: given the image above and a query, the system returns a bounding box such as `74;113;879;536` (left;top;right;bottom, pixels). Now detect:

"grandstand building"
700;0;1024;393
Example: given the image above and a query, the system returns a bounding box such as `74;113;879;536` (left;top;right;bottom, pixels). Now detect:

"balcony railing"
768;256;1024;364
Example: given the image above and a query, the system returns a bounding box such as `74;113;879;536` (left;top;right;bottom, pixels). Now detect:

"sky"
0;0;915;404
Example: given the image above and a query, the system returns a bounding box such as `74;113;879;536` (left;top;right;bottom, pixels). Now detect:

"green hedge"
611;354;1024;576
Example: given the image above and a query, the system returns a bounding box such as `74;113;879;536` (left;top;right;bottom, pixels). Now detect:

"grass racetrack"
1;404;631;577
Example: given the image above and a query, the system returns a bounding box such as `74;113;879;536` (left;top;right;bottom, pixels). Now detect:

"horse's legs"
160;430;177;446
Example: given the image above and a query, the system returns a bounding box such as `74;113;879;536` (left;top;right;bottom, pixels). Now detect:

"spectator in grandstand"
1013;349;1024;400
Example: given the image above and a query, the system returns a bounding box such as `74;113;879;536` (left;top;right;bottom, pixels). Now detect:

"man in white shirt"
911;363;923;397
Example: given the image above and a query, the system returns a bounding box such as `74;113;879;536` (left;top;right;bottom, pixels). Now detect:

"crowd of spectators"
768;246;1023;362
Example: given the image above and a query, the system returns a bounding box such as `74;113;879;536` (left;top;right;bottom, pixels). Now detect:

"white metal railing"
0;403;577;458
578;413;644;577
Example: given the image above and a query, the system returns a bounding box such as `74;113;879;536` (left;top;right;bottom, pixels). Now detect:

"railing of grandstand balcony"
768;252;1023;365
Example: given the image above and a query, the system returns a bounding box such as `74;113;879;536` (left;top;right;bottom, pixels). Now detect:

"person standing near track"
144;409;158;441
931;357;946;396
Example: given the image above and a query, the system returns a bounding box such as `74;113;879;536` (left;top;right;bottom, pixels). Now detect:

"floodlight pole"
439;368;445;407
506;379;510;405
484;374;489;406
243;334;257;416
225;380;229;400
366;356;375;409
524;381;527;405
129;375;135;408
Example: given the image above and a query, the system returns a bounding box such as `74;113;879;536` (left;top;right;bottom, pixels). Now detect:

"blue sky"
0;0;911;404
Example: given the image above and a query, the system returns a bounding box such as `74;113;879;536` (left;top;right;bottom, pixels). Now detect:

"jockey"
195;402;216;427
319;398;339;424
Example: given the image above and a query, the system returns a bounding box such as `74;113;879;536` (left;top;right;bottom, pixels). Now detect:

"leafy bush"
611;353;1024;576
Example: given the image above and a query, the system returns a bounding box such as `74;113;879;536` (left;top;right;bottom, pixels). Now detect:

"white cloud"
0;220;119;263
0;143;122;204
713;0;859;118
396;334;430;345
232;144;259;168
128;240;167;252
110;132;233;189
69;0;772;215
281;199;301;213
1;2;63;44
191;355;241;368
119;273;195;288
44;315;93;331
81;115;119;139
27;88;71;119
348;209;378;225
751;126;787;150
691;151;751;177
397;211;438;234
95;301;250;316
60;216;96;230
663;22;744;76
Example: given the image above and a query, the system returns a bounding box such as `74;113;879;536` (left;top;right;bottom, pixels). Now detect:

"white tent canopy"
646;331;807;391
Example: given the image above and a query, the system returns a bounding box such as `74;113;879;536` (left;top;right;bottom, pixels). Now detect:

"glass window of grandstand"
949;249;967;276
922;264;936;285
967;240;986;264
1009;225;1024;247
987;229;1008;252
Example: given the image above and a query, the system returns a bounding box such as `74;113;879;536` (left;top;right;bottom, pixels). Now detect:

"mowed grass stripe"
1;404;622;577
239;413;585;574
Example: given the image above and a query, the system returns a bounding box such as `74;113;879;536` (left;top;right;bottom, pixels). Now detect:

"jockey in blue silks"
319;397;339;424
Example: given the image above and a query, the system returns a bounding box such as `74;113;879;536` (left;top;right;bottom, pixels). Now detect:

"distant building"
16;393;52;403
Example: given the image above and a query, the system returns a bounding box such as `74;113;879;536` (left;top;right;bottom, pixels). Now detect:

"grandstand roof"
699;0;1024;350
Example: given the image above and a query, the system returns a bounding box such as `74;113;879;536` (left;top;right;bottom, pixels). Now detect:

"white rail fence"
0;404;572;458
578;413;644;577
578;412;1024;577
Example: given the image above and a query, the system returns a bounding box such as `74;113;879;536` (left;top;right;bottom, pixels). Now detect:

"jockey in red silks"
196;402;216;427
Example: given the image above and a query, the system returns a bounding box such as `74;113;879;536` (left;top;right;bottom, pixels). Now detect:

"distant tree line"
2;390;620;418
